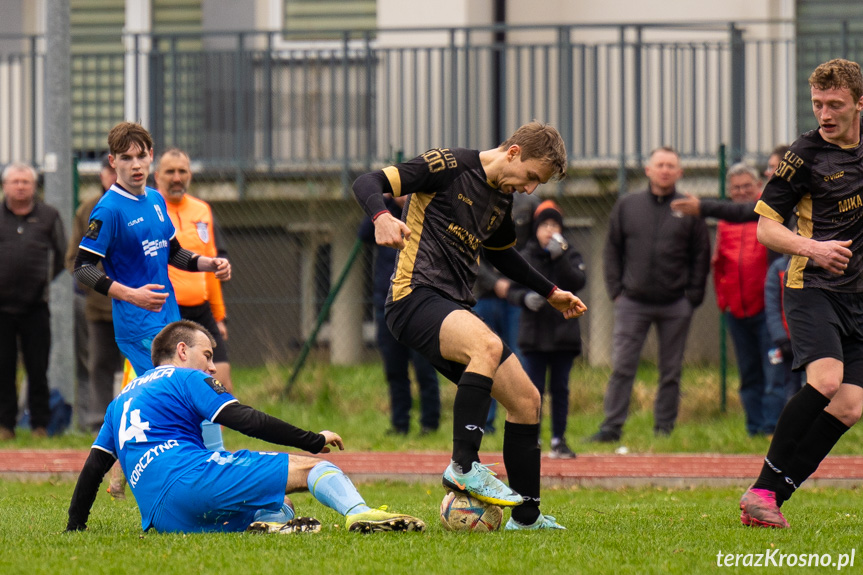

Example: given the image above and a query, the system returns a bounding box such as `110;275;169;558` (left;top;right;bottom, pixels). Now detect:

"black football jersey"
381;147;517;305
755;120;863;292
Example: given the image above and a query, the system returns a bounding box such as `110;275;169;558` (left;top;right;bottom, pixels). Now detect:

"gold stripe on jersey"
754;199;784;223
787;256;807;289
383;166;402;196
481;240;517;251
786;193;814;289
392;192;434;301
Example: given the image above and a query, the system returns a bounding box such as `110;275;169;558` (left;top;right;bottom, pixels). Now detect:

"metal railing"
4;19;863;181
6;19;863;367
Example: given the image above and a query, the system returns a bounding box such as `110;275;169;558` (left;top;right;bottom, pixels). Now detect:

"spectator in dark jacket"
0;163;67;439
509;201;586;458
358;195;440;435
589;147;711;442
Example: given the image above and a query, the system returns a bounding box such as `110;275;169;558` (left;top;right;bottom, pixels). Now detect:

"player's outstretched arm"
669;193;701;216
547;288;588;319
66;448;116;531
214;403;330;453
484;246;557;299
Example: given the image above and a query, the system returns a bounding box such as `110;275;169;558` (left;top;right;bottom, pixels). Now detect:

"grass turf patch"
13;360;863;455
3;479;860;575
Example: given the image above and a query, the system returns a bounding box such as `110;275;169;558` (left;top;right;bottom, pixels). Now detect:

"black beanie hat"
533;200;563;233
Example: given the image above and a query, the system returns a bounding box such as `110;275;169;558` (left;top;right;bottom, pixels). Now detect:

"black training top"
0;200;66;314
755;119;863;292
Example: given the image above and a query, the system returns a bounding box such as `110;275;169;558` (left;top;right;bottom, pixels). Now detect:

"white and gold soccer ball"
439;491;503;532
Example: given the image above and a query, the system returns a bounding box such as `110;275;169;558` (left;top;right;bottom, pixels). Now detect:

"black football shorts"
784;286;863;386
386;283;519;384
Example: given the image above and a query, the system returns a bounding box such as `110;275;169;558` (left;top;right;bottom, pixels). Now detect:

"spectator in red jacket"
713;163;785;436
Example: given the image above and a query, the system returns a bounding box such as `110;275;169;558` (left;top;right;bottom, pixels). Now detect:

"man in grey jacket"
589;147;711;442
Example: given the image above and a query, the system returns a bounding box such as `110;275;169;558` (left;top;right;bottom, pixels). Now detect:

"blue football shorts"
150;449;290;532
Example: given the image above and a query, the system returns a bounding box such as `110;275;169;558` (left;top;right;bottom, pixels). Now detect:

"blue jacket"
764;255;791;345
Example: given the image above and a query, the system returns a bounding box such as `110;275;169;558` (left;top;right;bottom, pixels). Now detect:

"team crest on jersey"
205;377;227;394
84;219;103;240
154;204;165;222
195;221;209;243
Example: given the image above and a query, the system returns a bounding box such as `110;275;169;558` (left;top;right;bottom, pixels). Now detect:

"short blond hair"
809;59;863;102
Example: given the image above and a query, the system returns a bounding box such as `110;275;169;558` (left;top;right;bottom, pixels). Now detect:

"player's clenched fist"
210;257;231;281
373;212;411;250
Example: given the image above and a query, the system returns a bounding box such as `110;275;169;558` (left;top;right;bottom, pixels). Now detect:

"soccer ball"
439;491;503;532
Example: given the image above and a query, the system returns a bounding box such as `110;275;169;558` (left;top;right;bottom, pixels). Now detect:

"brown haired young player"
353;121;586;530
73;122;231;451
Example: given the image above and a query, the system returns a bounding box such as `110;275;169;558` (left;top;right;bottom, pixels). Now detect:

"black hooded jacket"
509;237;586;354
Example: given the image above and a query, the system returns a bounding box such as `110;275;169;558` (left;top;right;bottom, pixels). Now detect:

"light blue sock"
253;501;295;523
201;420;224;451
307;461;370;516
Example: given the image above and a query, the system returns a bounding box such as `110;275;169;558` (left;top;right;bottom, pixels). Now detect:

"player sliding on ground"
66;320;425;534
353;121;586;530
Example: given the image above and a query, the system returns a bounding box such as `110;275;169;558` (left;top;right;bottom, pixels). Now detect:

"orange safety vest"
162;193;226;321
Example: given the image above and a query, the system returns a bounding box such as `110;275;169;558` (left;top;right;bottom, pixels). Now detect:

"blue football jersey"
93;365;237;530
78;184;180;342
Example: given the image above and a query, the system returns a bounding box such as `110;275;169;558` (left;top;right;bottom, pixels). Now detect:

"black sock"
504;420;541;526
753;384;830;492
451;372;493;472
776;411;849;505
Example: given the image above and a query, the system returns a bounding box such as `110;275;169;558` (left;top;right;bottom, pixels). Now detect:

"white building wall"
376;0;799;160
508;0;793;25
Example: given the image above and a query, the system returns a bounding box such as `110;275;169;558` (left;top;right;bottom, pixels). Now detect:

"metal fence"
4;19;863;369
0;19;847;172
